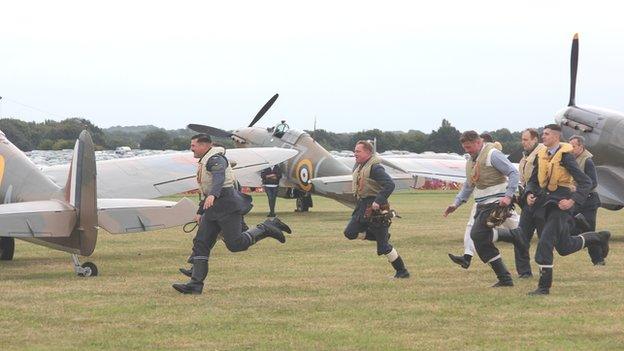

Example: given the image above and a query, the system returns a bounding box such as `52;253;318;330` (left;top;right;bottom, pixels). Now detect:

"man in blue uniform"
343;140;409;278
172;134;293;294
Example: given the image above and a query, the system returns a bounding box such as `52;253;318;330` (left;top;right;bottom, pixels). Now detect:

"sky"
1;1;623;134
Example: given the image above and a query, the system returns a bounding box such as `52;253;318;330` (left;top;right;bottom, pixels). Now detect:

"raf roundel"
295;159;314;192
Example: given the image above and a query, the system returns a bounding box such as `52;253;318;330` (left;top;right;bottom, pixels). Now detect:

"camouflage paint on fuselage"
0;131;62;204
231;126;356;204
556;105;624;209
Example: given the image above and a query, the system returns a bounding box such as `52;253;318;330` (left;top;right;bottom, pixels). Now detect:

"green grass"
1;191;623;350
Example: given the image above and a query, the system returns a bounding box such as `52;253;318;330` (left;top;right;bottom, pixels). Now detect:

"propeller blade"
187;124;233;139
568;33;579;106
248;93;279;127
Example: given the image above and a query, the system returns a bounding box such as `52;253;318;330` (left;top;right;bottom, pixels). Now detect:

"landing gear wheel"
78;262;98;277
0;237;15;261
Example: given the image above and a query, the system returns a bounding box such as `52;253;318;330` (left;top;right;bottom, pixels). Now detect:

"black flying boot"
528;267;552;295
390;256;410;278
448;253;471;269
580;231;610;258
179;267;192;278
489;258;514;287
247;223;286;244
266;217;292;234
172;259;208;294
496;228;528;252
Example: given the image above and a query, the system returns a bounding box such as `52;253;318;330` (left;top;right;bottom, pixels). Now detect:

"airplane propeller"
568;33;579;106
187;93;279;141
248;93;279;127
187;124;233;138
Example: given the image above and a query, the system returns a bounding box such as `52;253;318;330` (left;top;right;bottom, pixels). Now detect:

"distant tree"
426;119;462;153
140;130;171;150
0;119;37;150
167;137;190;151
398;130;428;153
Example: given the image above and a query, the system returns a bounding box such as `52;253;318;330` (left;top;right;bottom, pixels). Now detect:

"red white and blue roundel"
295;159;313;192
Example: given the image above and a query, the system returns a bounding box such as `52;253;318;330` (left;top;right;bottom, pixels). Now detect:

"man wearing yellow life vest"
172;134;293;294
511;128;547;278
521;124;610;295
344;140;410;278
444;131;526;287
447;133;522;271
569;135;605;265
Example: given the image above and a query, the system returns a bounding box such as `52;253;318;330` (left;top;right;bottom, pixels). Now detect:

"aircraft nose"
556;106;596;134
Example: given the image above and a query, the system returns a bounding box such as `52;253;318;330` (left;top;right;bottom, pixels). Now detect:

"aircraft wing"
333;155;467;183
595;165;624;210
42;148;297;198
97;197;196;234
310;173;414;197
380;156;467;183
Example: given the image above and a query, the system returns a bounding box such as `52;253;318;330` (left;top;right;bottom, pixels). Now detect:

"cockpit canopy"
273;121;290;138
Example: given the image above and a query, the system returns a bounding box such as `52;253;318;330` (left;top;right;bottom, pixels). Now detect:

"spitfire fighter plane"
0;130;296;275
556;34;624;210
188;95;467;208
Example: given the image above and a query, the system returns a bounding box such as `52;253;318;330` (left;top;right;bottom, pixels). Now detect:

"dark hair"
569;135;585;146
191;134;212;143
543;124;561;132
522;128;539;139
459;130;480;143
355;140;374;153
479;132;494;143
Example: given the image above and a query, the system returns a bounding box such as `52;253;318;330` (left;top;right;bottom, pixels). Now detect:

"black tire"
0;237;15;261
79;262;98;277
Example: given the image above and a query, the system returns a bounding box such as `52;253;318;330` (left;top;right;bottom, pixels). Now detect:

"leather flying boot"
247;223;286;243
448;253;471;269
172;259;208;294
266;217;292;234
496;228;528;252
390;256;410;278
580;231;610;258
179;267;192;278
489;258;514;287
528;267;552;295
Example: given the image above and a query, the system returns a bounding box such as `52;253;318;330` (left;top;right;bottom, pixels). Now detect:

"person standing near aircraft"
343;140;409;278
444;131;526;287
172;134;293;294
447;132;522;271
569;135;604;265
261;164;282;217
512;128;547;278
519;124;609;295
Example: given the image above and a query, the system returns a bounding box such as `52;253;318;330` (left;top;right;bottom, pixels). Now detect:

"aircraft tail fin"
63;130;98;256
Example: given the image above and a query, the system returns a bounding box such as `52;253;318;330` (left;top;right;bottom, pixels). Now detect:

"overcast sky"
1;1;623;133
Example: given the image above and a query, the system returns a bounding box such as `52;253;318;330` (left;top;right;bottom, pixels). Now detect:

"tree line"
0;117;523;155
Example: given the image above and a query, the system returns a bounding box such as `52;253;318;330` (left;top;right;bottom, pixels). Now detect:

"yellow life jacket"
197;147;235;196
574;149;595;190
519;143;546;186
465;143;506;189
575;149;593;173
537;143;574;191
352;155;383;199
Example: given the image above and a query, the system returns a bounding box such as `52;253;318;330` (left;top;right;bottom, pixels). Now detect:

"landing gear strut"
71;254;98;277
0;237;15;260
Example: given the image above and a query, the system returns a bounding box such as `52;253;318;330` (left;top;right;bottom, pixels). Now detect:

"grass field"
1;191;623;350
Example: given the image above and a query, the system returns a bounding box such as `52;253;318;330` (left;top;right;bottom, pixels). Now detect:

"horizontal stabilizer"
97;197;196;234
0;200;76;237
